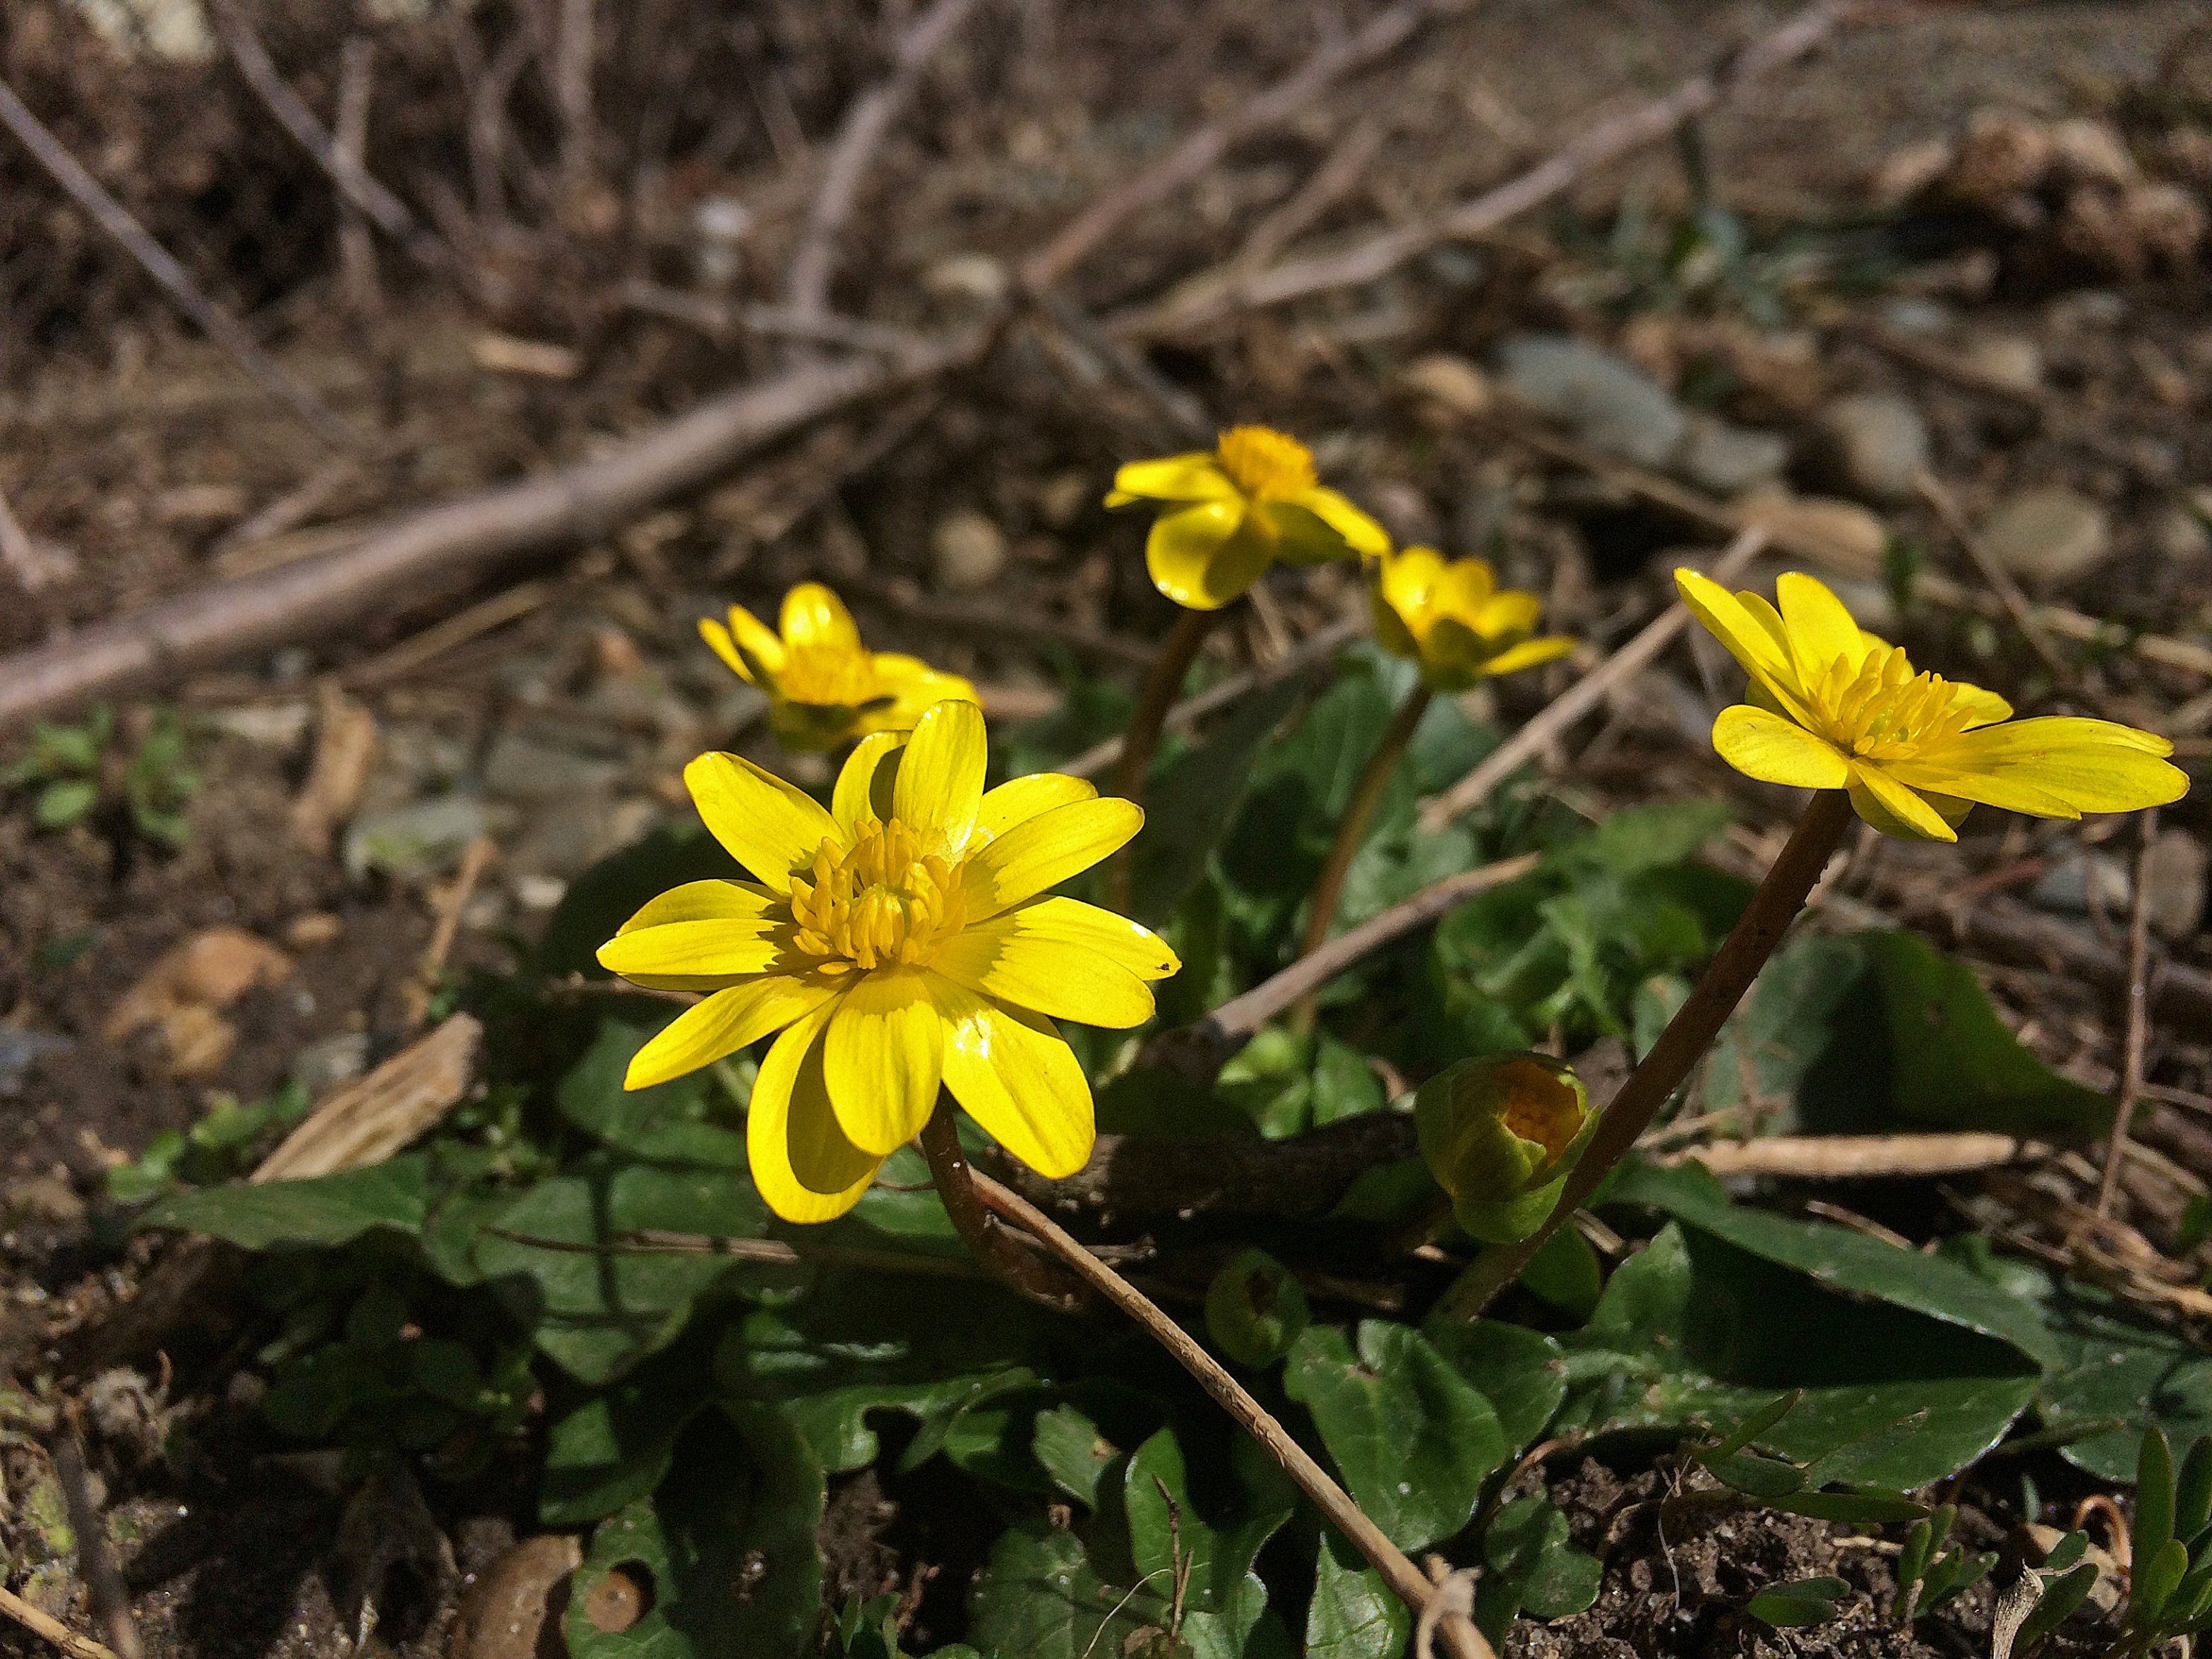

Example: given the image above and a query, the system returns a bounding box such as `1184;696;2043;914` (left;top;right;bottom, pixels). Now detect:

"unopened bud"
1415;1053;1595;1243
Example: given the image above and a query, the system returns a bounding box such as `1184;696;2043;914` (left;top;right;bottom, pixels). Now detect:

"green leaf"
2140;1427;2178;1569
1518;1226;1603;1319
1204;1248;1310;1369
1421;1320;1566;1454
1554;1213;2040;1492
1745;1576;1850;1628
1123;1427;1291;1616
1481;1495;1601;1624
1132;674;1308;926
965;1524;1281;1659
1031;1404;1118;1510
556;1017;721;1152
1286;1322;1507;1551
2016;1561;2099;1651
138;1156;433;1249
1561;799;1733;880
33;777;97;829
567;1405;823;1659
1305;1530;1409;1659
2133;1538;2189;1630
537;825;744;979
541;1356;710;1525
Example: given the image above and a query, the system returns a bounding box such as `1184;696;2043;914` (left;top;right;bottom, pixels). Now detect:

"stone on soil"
1978;486;2112;586
1820;392;1931;503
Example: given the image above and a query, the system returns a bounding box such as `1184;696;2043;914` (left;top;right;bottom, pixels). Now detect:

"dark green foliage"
3;704;198;847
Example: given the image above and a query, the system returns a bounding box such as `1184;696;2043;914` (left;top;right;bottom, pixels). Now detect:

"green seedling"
1747;1576;1851;1629
3;705;199;849
1894;1504;1995;1626
2112;1427;2212;1657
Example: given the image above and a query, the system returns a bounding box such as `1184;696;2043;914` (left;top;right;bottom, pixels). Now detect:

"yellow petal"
1879;758;2079;820
748;1005;880;1223
833;731;907;833
1378;546;1445;621
1910;717;2186;815
971;773;1099;852
996;896;1180;981
613;879;779;935
1290;486;1393;558
598;920;787;983
1111;454;1239;503
1675;569;1811;719
1480;635;1577;677
1435;558;1502;625
1473;589;1543;643
1951;683;2014;730
1266;501;1368;566
933;915;1158;1029
1371;584;1422;664
930;976;1094;1179
698;618;757;685
1147;501;1271;610
1712;706;1851;790
961;797;1144;917
1776;571;1874;679
892;697;987;851
870;657;979;733
623;976;837;1089
686;751;837;893
1848;761;1958;842
780;582;863;654
823;969;944;1156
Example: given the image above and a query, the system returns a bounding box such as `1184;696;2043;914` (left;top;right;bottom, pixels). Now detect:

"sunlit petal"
1291;486;1393;558
1479;636;1577;678
1111;454;1240;503
930;975;1094;1179
971;773;1099;852
748;1006;879;1223
1848;762;1959;842
686;751;837;892
892;698;987;851
1776;571;1874;678
1675;569;1812;717
1147;501;1269;609
622;976;837;1089
933;915;1158;1028
961;798;1144;917
613;879;779;935
823;969;945;1156
598;920;787;983
780;582;864;654
1712;707;1851;790
833;732;907;833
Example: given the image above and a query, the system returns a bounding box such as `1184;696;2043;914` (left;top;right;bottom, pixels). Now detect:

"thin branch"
0;76;357;450
53;1426;140;1659
1913;469;2074;688
1116;0;1844;337
0;1583;118;1659
2096;810;2161;1218
919;1098;1084;1310
969;1169;1497;1659
0;330;988;731
621;282;936;357
334;39;381;313
1021;0;1466;289
1676;1132;2031;1180
1417;528;1767;831
554;0;596;191
784;0;987;328
204;0;448;272
1142;851;1543;1086
0;484;75;592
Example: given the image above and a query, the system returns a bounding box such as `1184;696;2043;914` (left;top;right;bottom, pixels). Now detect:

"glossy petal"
1266;501;1368;566
996;896;1180;981
1428;552;1495;618
1951;684;2014;729
686;751;837;892
1147;501;1269;609
871;657;979;732
961;797;1144;917
748;1006;879;1222
1712;706;1851;789
623;976;837;1089
931;976;1094;1179
823;969;944;1156
598;920;786;983
1880;758;2079;820
972;773;1099;852
1292;486;1393;557
1911;718;2187;815
1675;569;1814;720
1848;762;1959;842
1479;635;1577;678
892;697;987;851
1111;454;1240;503
1473;589;1543;644
1377;546;1447;621
612;879;779;935
833;731;907;833
780;582;863;654
1776;571;1874;678
933;915;1158;1028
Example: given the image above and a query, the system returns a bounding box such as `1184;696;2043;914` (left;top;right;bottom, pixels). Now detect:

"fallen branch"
1416;527;1767;831
0;1585;118;1659
2096;810;2159;1220
0;76;357;450
0;332;984;731
1673;1132;2031;1180
253;1012;482;1182
1117;0;1845;336
785;0;987;330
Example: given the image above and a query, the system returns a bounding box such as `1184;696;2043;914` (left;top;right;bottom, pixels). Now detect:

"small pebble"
1978;486;2112;587
1400;353;1492;418
1959;332;2043;392
2153;504;2212;565
2144;829;2207;941
929;510;1009;592
1819;392;1931;504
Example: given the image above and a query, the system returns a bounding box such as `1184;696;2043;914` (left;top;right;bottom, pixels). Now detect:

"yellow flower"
597;700;1180;1223
1676;568;2189;841
1106;425;1390;610
1370;546;1575;690
700;582;976;752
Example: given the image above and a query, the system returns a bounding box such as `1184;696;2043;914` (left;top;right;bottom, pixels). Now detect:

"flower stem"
917;1098;1082;1310
1430;788;1855;1323
969;1166;1497;1659
1291;684;1432;1033
1105;604;1220;909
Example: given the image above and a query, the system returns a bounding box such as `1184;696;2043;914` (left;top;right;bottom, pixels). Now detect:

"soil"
3;0;2211;1655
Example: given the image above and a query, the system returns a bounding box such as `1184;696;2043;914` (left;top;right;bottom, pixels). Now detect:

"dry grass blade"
253;1013;482;1184
1677;1133;2031;1179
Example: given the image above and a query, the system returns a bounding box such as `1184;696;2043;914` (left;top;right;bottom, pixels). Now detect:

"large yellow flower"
1106;425;1390;610
700;582;976;752
1676;568;2189;841
597;700;1180;1222
1371;546;1575;691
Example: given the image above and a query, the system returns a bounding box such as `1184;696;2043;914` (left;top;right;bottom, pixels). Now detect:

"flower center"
1215;425;1317;501
1807;645;1978;760
1495;1058;1581;1161
788;817;967;973
777;642;881;707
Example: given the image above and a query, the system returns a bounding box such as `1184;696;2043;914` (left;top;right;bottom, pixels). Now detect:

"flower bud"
1415;1053;1596;1243
1204;1247;1310;1368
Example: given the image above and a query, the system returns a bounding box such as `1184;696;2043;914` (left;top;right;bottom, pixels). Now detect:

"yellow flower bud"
1414;1053;1596;1243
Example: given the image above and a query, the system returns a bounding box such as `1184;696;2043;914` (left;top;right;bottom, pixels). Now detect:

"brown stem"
969;1168;1496;1659
917;1098;1082;1309
2096;807;2160;1218
1292;684;1432;1031
1106;604;1221;909
1432;789;1855;1322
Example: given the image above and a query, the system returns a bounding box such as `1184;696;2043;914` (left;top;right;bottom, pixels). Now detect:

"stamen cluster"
789;817;967;972
1809;645;1977;760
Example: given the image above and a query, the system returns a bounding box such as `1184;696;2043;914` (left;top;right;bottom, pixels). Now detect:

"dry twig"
52;1428;140;1659
0;76;357;450
402;837;495;1029
254;1014;483;1184
0;1585;119;1659
2096;810;2161;1218
1913;470;2073;687
1676;1132;2030;1180
335;40;381;313
0;484;75;592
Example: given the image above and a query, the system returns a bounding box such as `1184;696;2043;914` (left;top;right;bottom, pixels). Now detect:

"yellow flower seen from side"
597;700;1180;1223
1676;567;2189;841
700;582;976;752
1370;546;1576;691
1106;425;1390;611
